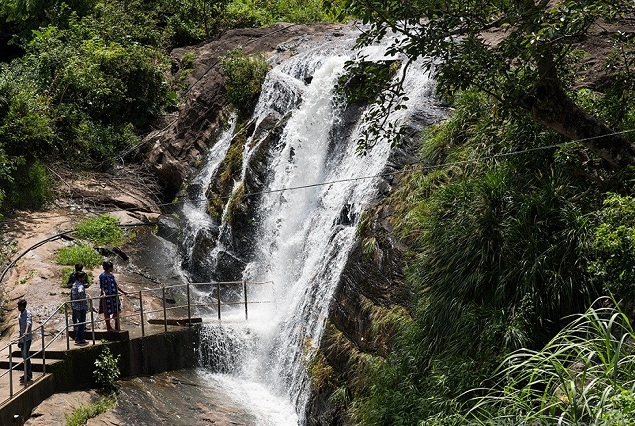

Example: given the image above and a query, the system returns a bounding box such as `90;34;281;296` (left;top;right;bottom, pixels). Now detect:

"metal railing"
0;279;274;406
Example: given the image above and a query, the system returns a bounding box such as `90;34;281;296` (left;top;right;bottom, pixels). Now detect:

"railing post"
9;342;13;398
162;286;167;333
90;298;96;345
217;281;221;320
116;292;121;331
41;325;46;375
243;280;248;321
64;302;70;351
186;281;191;326
23;346;27;386
139;290;145;337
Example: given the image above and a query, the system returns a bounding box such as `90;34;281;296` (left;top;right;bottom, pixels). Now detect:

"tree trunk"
526;78;635;168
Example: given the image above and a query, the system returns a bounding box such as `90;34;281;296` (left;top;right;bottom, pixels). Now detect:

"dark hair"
17;299;27;308
75;263;83;272
77;271;88;282
102;261;113;271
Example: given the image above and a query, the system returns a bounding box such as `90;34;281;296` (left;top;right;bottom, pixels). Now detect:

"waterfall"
179;115;236;276
181;27;442;424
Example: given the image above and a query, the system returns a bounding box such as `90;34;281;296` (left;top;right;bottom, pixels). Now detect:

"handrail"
0;279;275;405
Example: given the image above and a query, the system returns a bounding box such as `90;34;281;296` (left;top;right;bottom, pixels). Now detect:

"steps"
0;357;62;373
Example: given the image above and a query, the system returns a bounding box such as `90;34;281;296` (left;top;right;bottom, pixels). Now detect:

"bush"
588;193;635;312
219;48;269;116
57;244;102;268
0;159;52;211
74;214;124;245
93;344;120;392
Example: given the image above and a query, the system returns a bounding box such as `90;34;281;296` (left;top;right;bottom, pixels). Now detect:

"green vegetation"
0;0;343;215
325;1;635;422
224;0;343;28
93;344;120;392
65;393;117;426
74;214;125;246
220;48;269;116
343;86;635;423
57;244;102;268
588;194;635;313
468;298;635;425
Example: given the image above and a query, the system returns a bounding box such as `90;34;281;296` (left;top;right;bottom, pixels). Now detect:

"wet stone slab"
103;369;257;425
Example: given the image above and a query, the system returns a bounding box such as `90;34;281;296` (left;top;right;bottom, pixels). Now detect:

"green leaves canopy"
337;0;635;166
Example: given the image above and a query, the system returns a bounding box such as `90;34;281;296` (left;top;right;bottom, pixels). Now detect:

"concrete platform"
0;320;201;424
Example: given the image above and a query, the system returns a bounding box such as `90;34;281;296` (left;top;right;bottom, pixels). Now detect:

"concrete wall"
0;325;200;424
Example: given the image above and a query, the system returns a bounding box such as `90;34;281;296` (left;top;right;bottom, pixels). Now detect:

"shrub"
93;344;120;392
57;244;102;268
588;193;635;312
219;48;269;116
74;214;124;245
1;159;52;211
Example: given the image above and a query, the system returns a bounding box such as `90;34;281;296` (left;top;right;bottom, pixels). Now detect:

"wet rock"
157;214;182;246
145;23;347;200
212;250;246;283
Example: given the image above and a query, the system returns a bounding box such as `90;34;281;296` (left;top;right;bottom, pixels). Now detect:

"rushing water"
176;27;442;424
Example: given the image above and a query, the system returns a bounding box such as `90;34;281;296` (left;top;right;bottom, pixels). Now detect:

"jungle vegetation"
328;0;635;424
0;0;342;215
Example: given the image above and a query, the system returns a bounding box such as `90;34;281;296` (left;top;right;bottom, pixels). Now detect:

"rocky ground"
0;166;166;424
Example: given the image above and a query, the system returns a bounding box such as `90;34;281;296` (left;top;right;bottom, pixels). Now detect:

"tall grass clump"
74;214;125;246
467;297;635;425
57;244;102;268
65;394;117;426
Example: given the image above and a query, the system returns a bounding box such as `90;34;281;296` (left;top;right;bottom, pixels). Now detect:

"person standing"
98;261;128;331
67;263;83;287
71;271;89;344
67;263;84;330
17;299;32;382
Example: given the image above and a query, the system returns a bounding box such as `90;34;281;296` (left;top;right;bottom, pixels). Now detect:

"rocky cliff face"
143;22;441;425
143;23;345;200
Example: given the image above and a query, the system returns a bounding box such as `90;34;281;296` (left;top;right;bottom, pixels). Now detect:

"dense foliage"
346;89;635;425
335;0;635;166
323;2;635;423
0;0;342;214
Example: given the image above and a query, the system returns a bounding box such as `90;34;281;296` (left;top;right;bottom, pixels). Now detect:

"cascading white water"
184;28;440;424
180;115;236;267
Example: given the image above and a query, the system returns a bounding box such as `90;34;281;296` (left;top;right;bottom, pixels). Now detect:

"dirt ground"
0;168;165;423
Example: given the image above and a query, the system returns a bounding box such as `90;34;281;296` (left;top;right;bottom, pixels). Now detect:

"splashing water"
184;28;441;424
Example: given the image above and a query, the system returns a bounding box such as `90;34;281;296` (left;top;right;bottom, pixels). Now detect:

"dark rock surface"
144;23;346;199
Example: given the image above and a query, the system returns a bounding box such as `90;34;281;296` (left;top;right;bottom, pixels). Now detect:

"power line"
234;128;635;199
